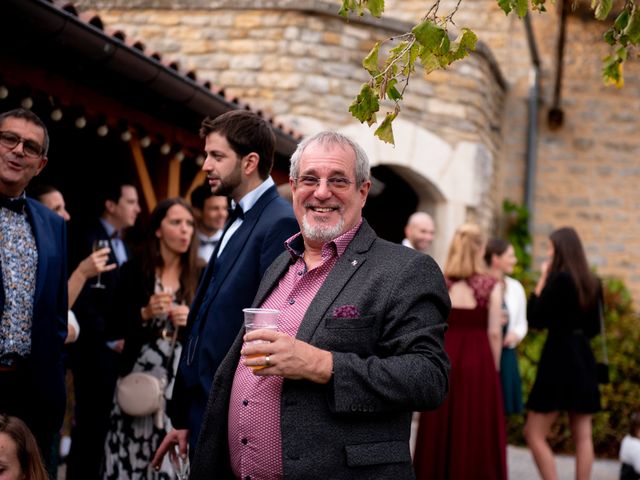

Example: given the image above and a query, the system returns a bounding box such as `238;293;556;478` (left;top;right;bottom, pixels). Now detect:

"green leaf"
363;42;380;74
412;20;446;50
437;34;451;55
349;83;380;126
614;9;630;32
515;0;528;17
386;78;402;101
365;0;385;17
603;29;616;45
419;50;441;73
497;0;512;15
592;0;613;21
374;112;397;144
449;29;478;61
623;5;640;43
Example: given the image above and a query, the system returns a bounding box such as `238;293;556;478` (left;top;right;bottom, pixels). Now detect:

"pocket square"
332;305;361;318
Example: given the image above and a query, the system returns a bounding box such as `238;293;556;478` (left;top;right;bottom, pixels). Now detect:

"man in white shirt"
402;211;435;253
190;184;228;265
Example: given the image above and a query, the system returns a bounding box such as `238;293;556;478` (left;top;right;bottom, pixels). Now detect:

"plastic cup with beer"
242;308;279;370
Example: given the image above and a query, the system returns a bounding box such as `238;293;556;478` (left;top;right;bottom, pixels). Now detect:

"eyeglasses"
0;131;44;158
295;175;354;191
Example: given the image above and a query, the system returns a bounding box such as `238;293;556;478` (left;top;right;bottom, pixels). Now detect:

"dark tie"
0;196;26;214
228;203;244;222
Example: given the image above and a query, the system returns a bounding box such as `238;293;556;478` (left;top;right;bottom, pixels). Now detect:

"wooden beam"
129;137;157;211
185;170;207;201
168;155;181;198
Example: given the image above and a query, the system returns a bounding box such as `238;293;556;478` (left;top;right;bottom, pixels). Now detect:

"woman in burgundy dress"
414;223;507;480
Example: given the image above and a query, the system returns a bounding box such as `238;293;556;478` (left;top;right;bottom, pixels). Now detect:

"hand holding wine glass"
91;239;110;288
169;443;189;480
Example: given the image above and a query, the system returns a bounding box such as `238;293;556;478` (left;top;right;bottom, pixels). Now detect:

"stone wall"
77;0;640;302
357;0;640;302
80;1;506;232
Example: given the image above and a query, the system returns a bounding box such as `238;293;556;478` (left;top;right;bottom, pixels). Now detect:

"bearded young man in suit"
0;108;68;471
188;131;451;480
153;109;298;465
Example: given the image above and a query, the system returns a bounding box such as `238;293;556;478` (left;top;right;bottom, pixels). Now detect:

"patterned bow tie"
0;196;26;214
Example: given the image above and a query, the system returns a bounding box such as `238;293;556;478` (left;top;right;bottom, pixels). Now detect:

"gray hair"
289;131;370;185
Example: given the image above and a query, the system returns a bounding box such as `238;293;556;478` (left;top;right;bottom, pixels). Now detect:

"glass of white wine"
91;239;110;288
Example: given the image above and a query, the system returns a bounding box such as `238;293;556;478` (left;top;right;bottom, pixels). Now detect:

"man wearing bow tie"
189;132;451;480
190;184;228;266
153;110;298;464
0;108;68;471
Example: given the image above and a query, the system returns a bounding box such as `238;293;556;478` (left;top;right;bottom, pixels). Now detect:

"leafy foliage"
340;0;639;144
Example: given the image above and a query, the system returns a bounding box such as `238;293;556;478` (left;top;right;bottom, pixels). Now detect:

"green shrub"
506;275;639;459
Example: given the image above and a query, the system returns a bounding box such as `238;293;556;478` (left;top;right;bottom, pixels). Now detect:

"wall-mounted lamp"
50;108;63;121
21;97;33;109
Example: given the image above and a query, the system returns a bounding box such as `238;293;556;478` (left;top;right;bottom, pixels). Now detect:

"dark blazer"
0;198;68;431
190;220;451;480
170;185;298;446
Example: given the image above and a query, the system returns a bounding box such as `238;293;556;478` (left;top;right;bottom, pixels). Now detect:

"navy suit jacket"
0;198;68;430
190;220;451;480
170;185;298;444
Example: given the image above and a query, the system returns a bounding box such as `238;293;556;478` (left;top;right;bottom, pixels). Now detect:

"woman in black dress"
524;227;601;480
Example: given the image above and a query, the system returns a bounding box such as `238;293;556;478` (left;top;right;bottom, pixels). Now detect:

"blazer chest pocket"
320;315;376;354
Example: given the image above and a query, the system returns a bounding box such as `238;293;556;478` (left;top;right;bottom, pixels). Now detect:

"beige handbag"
115;327;178;429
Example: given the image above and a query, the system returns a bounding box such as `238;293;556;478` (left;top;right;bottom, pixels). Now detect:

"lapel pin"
351;259;358;266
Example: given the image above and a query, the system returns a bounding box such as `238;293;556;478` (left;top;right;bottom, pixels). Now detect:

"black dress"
526;271;601;413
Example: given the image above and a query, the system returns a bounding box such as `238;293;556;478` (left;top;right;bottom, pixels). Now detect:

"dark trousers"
0;363;57;478
66;344;119;480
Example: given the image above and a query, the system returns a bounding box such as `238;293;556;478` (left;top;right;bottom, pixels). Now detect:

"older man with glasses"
188;131;451;480
0;108;68;473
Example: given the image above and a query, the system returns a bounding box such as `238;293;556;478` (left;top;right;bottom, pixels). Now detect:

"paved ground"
508;444;620;480
57;445;620;479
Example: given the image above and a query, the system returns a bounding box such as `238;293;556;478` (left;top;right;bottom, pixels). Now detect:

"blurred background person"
102;198;199;479
484;237;527;415
67;181;141;480
414;223;506;480
189;183;228;266
524;226;601;480
402;211;435;253
620;411;640;480
0;414;49;480
30;183;115;338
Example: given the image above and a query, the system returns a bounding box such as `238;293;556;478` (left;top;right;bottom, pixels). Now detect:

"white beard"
302;213;344;244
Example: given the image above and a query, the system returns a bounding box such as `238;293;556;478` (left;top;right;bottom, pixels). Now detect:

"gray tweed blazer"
190;220;451;480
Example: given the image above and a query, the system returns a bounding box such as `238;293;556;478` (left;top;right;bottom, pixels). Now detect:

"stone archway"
339;119;495;265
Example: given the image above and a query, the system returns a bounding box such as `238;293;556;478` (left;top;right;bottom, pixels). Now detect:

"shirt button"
288;298;295;305
241;438;248;445
297;270;304;276
242;399;249;406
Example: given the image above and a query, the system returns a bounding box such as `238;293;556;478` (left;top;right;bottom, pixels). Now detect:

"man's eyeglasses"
0;131;44;159
295;175;354;191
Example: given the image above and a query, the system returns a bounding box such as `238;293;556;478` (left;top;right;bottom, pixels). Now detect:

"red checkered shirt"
228;220;362;480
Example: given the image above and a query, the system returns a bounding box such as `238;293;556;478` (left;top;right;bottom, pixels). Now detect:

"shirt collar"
231;176;275;216
99;218;120;239
197;229;222;242
285;219;363;261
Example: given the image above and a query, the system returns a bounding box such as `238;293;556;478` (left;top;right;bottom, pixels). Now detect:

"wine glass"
91;239;110;288
169;444;189;480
